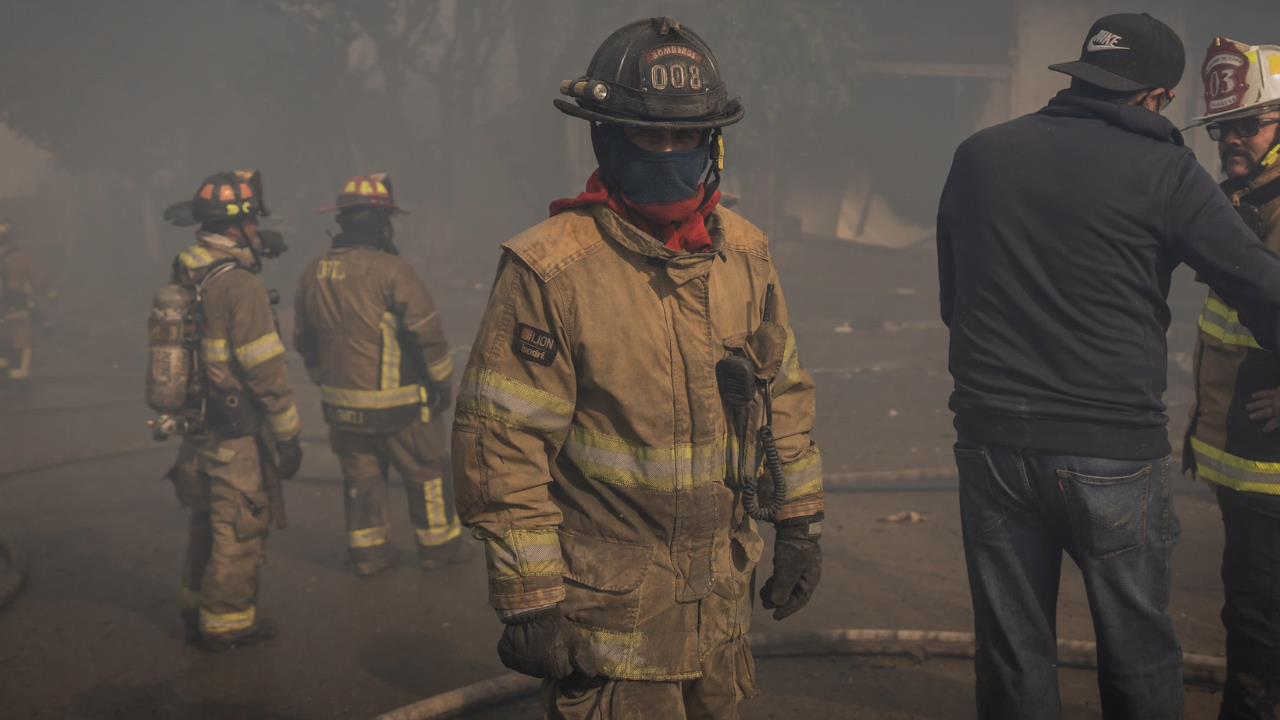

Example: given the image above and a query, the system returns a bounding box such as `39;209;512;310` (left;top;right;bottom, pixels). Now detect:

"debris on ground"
879;511;927;524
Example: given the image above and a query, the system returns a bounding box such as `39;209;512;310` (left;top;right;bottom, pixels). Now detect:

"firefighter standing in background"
1185;37;1280;719
163;171;302;651
294;174;462;576
452;18;823;718
0;218;35;389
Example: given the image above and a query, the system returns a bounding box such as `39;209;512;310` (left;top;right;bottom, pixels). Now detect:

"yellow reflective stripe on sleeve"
485;528;565;582
1199;296;1263;349
380;312;401;391
1191;437;1280;494
563;426;727;492
267;404;300;438
199;605;256;635
416;523;462;548
349;525;390;549
774;328;805;394
7;347;31;380
781;445;824;501
458;367;573;435
202;338;230;364
321;384;424;409
234;332;286;369
179;245;216;270
427;354;454;382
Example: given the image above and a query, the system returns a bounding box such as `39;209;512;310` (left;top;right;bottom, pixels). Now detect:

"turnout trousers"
329;417;461;562
1216;485;1280;720
169;434;271;638
542;635;757;720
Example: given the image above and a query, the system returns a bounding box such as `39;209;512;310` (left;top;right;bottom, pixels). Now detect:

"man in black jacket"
937;13;1280;720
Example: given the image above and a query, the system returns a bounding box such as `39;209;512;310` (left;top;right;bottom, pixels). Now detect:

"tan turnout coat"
453;205;822;681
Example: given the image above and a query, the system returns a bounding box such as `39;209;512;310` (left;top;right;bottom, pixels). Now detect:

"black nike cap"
1049;13;1185;92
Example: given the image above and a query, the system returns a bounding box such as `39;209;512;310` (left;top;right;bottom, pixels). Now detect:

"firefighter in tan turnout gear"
453;18;823;718
157;171;302;651
295;174;462;576
0;218;35;389
1185;37;1280;719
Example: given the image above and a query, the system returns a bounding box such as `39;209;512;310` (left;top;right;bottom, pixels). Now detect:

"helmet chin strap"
698;128;724;214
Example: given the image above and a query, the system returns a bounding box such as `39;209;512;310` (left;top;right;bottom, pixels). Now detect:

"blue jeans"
955;444;1183;719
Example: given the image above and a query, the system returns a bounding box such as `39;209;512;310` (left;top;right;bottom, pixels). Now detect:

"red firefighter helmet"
318;173;407;214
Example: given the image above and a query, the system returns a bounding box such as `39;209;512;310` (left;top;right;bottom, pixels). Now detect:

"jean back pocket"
1057;464;1151;559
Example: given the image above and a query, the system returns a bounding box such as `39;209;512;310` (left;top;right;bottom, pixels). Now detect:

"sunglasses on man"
1207;116;1280;142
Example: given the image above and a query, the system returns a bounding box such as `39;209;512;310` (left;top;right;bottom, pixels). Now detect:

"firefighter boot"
418;536;473;571
351;543;400;577
197;618;278;653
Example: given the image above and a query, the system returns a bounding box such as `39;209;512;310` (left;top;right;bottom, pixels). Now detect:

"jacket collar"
1040;89;1184;146
196;231;257;270
590;205;726;285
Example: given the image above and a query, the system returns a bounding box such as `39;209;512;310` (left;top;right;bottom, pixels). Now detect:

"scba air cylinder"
146;284;195;413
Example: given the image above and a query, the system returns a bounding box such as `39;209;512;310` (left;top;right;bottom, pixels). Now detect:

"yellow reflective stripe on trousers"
423;477;449;528
781;446;824;501
7;347;30;380
179;245;216;270
427;354;454;382
234;332;286;369
458;367;573;435
321;384;425;409
202;337;230;363
200;605;256;635
1191;437;1280;495
349;525;390;549
485;528;564;581
267;404;300;438
380;312;401;390
563;426;727;492
1199;296;1263;349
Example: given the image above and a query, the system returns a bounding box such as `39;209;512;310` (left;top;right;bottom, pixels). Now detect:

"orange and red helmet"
164;170;269;227
319;173;407;214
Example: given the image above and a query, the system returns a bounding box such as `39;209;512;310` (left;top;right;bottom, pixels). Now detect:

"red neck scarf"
550;170;720;253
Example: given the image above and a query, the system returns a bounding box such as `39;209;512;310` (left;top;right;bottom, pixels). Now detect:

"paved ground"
0;238;1228;718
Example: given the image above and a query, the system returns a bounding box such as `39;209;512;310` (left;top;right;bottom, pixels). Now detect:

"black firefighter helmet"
164;170;269;227
555;17;744;129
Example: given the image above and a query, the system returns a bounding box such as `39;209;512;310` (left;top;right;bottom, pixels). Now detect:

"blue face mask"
593;125;711;205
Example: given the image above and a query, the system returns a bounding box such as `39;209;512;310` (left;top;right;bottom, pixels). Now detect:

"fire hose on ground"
373;628;1227;720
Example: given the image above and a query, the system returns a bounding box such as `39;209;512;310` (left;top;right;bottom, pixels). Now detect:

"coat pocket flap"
559;530;651;593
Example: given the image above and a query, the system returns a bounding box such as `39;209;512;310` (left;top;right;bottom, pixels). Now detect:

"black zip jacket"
937;90;1280;459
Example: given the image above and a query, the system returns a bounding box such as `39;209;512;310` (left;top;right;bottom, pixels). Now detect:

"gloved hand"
275;437;303;479
426;378;453;413
498;605;597;680
761;516;822;621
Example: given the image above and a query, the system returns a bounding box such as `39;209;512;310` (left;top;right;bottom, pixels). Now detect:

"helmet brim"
316;202;409;215
554;98;744;130
163;201;200;227
1185;101;1280;129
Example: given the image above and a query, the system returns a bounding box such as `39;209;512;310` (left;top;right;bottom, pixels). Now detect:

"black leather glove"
761;516;822;621
426;378;453;413
275;437;302;479
497;605;597;680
